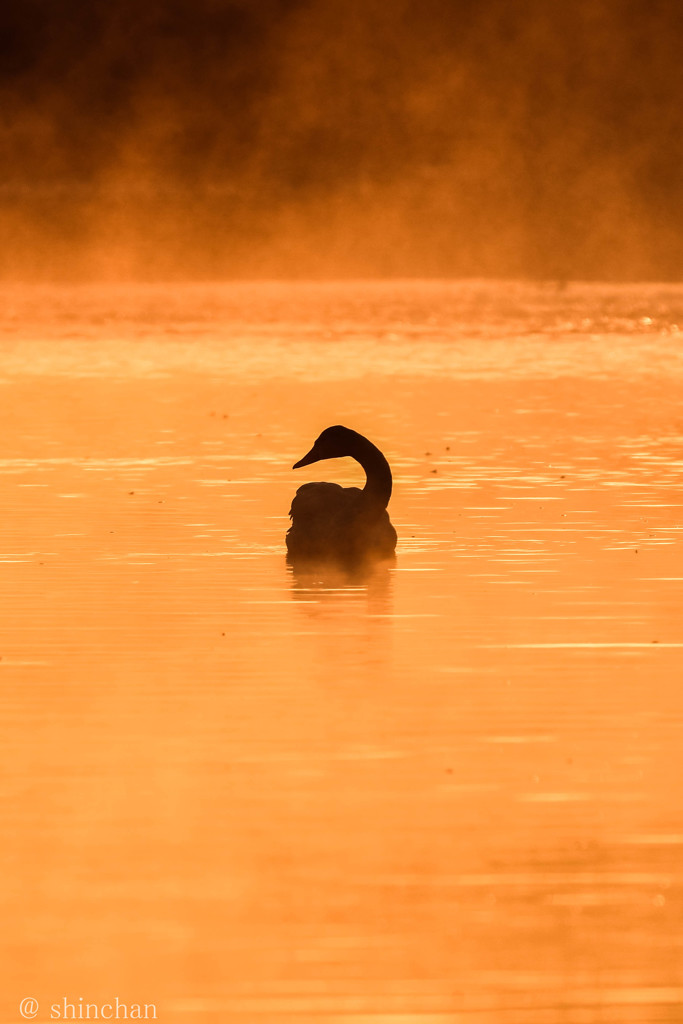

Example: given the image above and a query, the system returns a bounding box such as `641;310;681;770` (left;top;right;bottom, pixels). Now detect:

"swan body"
286;425;397;563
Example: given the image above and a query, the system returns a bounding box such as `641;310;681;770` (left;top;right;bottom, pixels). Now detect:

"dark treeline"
1;0;682;279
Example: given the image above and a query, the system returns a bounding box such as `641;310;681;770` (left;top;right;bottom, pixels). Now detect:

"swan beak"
292;444;320;469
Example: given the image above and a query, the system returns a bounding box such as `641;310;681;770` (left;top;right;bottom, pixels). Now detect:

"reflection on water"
1;281;683;1022
289;559;395;603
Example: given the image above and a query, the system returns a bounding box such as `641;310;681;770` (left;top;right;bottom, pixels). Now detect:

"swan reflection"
288;556;395;597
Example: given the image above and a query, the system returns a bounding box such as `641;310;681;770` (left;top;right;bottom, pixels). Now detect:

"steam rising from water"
2;0;682;280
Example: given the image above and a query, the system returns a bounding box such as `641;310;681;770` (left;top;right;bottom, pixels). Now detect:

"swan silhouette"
286;425;397;563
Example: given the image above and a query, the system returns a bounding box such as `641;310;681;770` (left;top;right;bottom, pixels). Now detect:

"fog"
1;0;682;280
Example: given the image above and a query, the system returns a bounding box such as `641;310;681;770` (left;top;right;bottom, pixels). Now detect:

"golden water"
1;281;682;1022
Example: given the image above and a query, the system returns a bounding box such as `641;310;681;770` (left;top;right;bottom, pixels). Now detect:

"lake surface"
1;280;682;1022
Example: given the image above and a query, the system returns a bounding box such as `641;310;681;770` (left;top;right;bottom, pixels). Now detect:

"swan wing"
286;481;395;561
288;482;362;522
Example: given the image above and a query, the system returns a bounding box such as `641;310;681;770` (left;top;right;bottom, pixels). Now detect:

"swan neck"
355;437;392;508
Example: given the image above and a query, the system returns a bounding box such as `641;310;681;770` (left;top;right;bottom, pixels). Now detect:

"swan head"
293;425;355;469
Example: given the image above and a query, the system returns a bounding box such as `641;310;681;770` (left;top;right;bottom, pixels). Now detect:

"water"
1;280;682;1022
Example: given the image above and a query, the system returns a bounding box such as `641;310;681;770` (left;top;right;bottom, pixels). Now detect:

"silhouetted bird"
286;425;397;563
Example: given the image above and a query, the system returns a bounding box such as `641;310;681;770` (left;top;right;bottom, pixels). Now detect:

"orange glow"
1;281;683;1019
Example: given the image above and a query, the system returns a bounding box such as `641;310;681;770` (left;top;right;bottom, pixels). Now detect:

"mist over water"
2;0;683;280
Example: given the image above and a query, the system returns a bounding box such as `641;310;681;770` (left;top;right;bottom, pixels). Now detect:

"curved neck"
352;434;393;508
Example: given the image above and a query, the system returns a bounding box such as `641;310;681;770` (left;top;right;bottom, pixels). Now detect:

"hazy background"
2;0;682;281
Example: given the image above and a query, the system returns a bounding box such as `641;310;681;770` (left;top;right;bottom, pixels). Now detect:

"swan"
286;425;397;563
